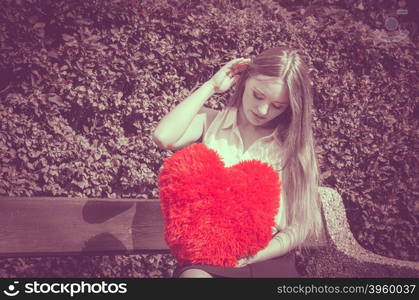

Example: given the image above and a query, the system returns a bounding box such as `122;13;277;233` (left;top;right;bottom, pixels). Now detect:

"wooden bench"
0;187;418;277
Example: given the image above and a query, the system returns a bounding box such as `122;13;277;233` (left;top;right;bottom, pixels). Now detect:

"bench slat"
0;197;169;257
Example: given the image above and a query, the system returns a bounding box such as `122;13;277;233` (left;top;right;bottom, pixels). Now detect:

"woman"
153;46;324;278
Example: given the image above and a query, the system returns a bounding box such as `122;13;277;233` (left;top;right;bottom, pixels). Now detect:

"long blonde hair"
227;46;324;249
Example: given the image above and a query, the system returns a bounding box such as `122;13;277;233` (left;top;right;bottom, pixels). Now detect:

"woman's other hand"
235;256;251;268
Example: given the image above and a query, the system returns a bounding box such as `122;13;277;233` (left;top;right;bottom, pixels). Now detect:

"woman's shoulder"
197;106;223;143
198;106;219;117
198;106;219;129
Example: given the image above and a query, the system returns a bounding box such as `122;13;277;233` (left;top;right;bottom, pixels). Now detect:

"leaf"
62;34;74;41
48;94;66;107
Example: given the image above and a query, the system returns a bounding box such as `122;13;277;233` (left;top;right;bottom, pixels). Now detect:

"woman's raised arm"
153;57;249;149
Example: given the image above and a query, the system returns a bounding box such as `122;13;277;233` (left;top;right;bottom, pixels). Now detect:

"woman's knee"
178;268;213;278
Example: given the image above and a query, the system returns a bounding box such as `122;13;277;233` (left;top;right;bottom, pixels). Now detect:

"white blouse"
202;106;288;234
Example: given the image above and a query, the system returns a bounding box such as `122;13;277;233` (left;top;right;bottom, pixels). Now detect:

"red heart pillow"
158;143;280;267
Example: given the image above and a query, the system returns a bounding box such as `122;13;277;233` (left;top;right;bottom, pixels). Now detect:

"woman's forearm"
153;81;214;148
248;225;302;264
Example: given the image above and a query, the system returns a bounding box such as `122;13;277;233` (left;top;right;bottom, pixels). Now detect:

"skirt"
172;251;299;278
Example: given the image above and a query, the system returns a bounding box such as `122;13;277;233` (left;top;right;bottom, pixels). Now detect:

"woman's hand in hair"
207;57;250;94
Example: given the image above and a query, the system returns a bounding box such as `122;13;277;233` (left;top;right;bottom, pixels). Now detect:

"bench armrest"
306;187;419;277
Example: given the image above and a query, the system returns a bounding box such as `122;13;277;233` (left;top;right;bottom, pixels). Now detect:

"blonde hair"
227;46;324;250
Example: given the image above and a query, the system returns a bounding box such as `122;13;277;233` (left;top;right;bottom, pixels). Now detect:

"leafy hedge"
0;0;417;276
270;0;418;261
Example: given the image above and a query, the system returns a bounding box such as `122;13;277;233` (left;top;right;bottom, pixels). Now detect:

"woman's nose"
257;103;269;115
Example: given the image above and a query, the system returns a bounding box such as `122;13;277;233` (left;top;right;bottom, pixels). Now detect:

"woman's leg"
173;264;250;278
178;268;214;278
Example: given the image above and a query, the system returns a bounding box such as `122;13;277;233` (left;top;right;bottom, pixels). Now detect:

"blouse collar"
221;106;282;144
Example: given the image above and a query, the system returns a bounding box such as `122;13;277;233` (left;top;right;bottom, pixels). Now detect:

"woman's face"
240;75;290;128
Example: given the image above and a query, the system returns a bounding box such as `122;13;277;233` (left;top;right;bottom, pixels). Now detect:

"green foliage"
281;1;418;262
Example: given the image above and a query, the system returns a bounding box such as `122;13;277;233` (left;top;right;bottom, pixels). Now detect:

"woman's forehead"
248;75;289;102
253;74;284;83
249;75;286;88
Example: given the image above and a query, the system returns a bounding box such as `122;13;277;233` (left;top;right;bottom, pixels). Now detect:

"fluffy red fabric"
158;143;281;267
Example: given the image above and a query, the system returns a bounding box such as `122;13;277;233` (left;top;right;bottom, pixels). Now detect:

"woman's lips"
253;111;266;121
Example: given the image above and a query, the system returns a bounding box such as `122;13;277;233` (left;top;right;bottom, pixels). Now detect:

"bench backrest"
0;196;169;257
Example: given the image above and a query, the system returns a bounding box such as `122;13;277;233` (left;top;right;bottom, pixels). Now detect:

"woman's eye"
253;92;284;109
254;93;263;100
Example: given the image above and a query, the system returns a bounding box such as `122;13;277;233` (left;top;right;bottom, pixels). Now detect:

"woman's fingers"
228;59;251;77
226;57;246;67
210;57;250;93
233;75;240;84
234;61;250;72
225;57;249;71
